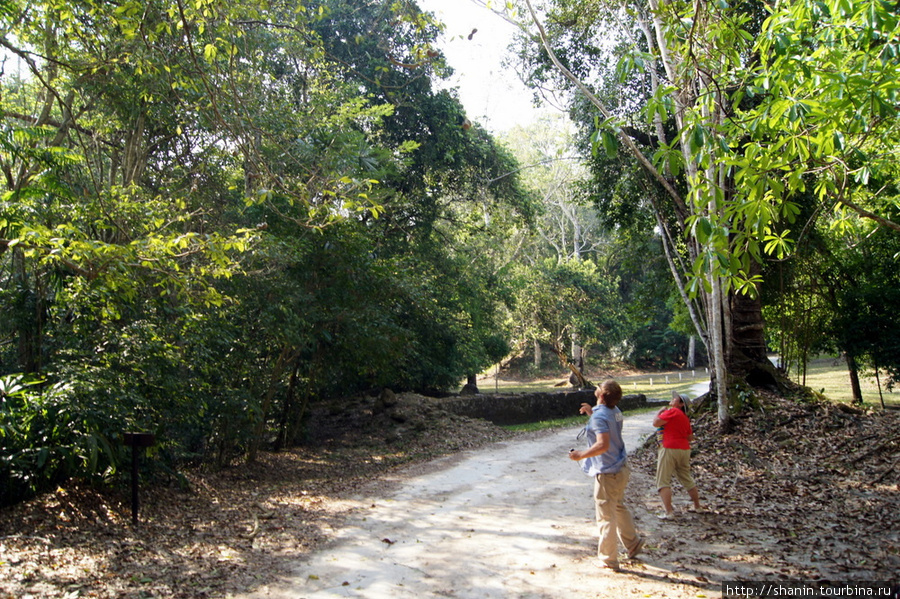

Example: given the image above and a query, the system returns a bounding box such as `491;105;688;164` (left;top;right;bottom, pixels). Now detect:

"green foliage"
615;233;694;368
726;0;900;268
762;202;900;391
500;113;693;369
539;0;900;297
821;224;900;388
0;375;119;506
509;257;624;357
0;0;534;504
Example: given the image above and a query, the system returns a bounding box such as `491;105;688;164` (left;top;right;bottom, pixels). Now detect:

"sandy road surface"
235;407;721;599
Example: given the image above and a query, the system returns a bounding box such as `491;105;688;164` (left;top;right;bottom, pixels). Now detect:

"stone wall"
441;390;650;426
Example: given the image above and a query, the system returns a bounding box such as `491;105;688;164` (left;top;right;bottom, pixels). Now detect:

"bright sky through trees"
418;0;548;132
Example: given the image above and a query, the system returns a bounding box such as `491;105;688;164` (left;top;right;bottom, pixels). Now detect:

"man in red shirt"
653;392;702;519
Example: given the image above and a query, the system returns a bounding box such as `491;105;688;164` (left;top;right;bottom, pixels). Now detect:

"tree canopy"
3;0;900;507
0;0;533;504
502;0;900;426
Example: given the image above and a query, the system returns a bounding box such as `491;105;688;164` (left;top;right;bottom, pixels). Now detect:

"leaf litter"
0;393;512;598
629;388;899;584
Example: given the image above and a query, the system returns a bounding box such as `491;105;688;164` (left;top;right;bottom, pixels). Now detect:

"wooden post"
123;433;156;525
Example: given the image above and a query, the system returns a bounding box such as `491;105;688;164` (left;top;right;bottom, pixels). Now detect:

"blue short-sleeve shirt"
581;404;627;476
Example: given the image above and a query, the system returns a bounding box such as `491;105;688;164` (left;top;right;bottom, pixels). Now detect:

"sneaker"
628;537;645;559
657;511;676;520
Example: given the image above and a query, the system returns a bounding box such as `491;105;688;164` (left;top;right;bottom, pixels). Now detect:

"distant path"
236;409;711;599
690;380;710;397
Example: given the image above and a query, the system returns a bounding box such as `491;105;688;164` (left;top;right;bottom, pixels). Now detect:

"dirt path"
234;410;723;599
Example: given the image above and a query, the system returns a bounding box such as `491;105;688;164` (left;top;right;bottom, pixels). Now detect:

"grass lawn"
795;355;897;407
478;354;898;410
476;367;710;402
502;404;662;433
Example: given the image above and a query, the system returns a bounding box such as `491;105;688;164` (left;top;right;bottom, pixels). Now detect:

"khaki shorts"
655;447;696;491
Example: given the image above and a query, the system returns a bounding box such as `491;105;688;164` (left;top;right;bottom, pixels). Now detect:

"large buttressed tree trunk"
704;284;785;430
729;287;777;388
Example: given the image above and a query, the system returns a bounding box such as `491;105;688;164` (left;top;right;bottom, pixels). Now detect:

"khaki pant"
594;465;640;568
655;447;696;491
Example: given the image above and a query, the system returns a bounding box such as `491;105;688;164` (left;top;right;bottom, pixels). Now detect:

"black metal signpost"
123;432;156;525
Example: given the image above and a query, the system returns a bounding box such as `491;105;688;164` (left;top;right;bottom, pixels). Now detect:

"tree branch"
522;0;685;210
834;195;900;234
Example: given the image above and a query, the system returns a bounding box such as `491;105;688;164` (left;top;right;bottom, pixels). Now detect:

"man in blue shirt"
568;380;644;570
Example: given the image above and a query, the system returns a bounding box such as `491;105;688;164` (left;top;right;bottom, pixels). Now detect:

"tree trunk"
533;338;542;369
845;352;864;404
568;351;585;388
874;365;885;410
729;286;778;388
460;373;480;395
710;273;731;431
708;285;785;429
571;337;582;367
248;345;295;462
687;335;696;369
12;248;40;374
275;360;304;451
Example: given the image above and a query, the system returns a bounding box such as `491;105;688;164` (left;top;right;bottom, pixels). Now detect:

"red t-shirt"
658;407;692;450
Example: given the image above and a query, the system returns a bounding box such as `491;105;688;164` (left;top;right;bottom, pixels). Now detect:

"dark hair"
597;380;623;408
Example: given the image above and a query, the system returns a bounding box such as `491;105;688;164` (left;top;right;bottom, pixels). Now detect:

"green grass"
487;355;897;436
477;368;709;402
502;415;584;433
790;356;898;407
501;404;661;433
